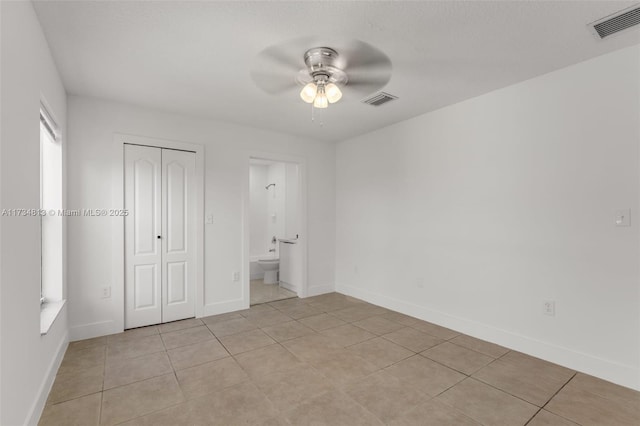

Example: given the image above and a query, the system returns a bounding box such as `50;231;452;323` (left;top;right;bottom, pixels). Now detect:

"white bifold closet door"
124;144;196;329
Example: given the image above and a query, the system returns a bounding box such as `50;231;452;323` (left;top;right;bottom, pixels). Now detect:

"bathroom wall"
249;164;269;258
266;162;286;254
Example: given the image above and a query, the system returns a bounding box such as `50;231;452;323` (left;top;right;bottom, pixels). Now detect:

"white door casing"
124;144;196;328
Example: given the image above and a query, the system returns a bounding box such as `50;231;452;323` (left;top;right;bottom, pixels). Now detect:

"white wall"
67;96;336;339
0;2;69;424
336;45;640;390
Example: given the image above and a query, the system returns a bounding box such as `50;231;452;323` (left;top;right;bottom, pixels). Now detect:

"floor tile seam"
469;362;578;407
47;389;104;408
539;371;596;426
425;340;499;364
158;321;205;335
410;393;481;426
102;371;179;398
54;362;106;381
377;334;423;353
335;332;380;348
98;388;105;426
295;388;387;426
105;347;171;367
559;379;640;408
273;340;314;368
256;380;334;415
173;367;251;403
405;323;456;341
341;380;429;425
446;339;508;360
223;340;279;356
106;348;168;366
462;375;550;409
522;407;545;426
101;341;108;394
348;321;398;337
416;350;483;377
110;398;186;426
66;342;108;353
171;352;232;374
255;318;297;331
365;350;415;371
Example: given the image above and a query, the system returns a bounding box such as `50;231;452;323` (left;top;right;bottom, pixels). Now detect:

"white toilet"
258;258;279;284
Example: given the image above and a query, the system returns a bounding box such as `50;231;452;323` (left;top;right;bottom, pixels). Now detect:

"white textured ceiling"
33;1;640;142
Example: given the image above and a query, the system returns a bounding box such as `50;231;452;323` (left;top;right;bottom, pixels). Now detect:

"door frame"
113;133;204;332
242;151;309;302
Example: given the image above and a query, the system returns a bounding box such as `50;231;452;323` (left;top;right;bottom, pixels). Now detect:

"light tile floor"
40;293;640;425
250;279;297;305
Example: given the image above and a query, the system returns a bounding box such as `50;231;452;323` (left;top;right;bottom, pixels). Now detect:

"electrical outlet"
543;300;555;316
232;271;240;282
615;209;630;227
101;286;111;299
206;214;214;224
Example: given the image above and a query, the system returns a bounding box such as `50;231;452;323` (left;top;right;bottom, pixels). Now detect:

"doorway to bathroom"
246;156;306;305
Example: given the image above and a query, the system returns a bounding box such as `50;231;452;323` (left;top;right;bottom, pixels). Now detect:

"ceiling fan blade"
336;40;392;73
258;45;304;72
250;70;298;94
343;71;391;96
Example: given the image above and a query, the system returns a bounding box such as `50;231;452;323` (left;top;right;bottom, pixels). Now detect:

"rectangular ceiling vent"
589;4;640;39
362;92;398;106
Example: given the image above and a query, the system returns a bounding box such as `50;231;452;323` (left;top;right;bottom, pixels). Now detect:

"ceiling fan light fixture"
300;82;317;103
325;83;342;103
313;85;328;108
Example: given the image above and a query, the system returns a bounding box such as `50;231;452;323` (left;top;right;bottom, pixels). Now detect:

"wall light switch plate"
543;300;555;316
232;271;240;282
615;209;630;227
101;286;111;299
206;214;214;224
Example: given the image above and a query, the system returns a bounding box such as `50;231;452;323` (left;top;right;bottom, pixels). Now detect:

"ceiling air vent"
362;92;398;106
589;4;640;39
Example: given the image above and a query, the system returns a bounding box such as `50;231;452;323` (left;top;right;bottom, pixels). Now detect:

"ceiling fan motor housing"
303;47;348;85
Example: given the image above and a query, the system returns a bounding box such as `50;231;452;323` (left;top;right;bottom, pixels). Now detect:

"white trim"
26;330;68;426
305;284;335;297
112;134;205;331
203;298;247;317
40;300;66;335
242;151;309;306
336;282;640;391
69;320;117;342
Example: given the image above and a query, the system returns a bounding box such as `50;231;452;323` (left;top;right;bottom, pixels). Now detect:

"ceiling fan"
251;38;392;109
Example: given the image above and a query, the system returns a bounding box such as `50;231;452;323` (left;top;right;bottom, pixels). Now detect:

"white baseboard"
26;330;68;426
279;281;297;293
336;282;640;391
305;283;335;297
202;299;248;317
69;320;116;341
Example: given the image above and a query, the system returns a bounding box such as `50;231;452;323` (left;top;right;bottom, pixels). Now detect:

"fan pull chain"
310;105;323;127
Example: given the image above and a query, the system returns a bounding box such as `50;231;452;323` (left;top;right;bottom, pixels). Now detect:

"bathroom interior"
249;158;301;305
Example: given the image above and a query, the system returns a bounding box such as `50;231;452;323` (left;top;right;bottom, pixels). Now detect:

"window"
40;105;64;334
